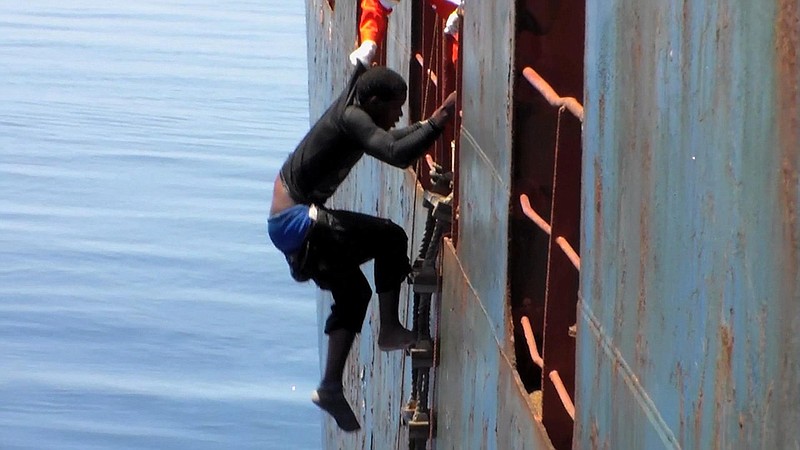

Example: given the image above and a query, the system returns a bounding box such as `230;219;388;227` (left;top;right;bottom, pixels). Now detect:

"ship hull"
303;0;800;449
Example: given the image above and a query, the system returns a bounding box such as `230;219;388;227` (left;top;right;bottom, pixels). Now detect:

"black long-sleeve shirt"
280;65;443;206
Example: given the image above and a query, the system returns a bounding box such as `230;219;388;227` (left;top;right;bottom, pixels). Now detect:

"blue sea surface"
0;1;322;449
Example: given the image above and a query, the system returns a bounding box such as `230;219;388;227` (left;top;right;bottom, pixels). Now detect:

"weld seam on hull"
443;241;554;447
445;240;507;358
460;127;508;192
578;299;680;449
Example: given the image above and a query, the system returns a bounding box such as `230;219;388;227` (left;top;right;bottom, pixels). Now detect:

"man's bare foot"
378;325;417;351
312;387;360;432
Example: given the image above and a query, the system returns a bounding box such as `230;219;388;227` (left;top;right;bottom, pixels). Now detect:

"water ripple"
0;1;320;449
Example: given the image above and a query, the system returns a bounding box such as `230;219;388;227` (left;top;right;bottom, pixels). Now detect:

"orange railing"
518;65;583;423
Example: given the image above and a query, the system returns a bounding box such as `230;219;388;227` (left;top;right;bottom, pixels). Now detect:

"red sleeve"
359;0;391;43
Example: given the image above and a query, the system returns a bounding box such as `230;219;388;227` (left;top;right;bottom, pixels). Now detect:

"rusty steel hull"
304;0;799;448
577;1;799;449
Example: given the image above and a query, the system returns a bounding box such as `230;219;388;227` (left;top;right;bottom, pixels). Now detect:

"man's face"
368;92;406;130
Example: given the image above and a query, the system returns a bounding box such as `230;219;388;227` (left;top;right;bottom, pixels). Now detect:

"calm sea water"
0;1;322;449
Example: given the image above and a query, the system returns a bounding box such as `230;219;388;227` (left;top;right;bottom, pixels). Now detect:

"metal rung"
413;282;438;294
433;201;452;223
408;411;431;439
401;399;418;424
411;339;434;369
519;194;552;235
414;53;438;87
411;265;439;293
423;190;447;209
549;370;575;420
568;323;577;338
520;316;544;369
555;236;581;270
522;66;584;122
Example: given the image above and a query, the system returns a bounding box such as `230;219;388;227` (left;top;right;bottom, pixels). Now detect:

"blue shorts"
267;205;313;254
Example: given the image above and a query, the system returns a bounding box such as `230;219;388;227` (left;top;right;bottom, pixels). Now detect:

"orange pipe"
548;370;576;420
522;67;584;122
519;194;552;235
555;236;581;271
415;53;438;86
520;316;544;369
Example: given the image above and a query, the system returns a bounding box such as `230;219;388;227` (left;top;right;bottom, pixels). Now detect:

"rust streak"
713;325;734;450
776;0;799;274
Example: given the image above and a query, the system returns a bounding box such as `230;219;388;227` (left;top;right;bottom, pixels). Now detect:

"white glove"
444;10;460;36
349;40;378;66
379;0;399;10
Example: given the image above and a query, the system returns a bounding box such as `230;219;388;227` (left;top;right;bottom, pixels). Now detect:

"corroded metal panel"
438;241;555;450
578;1;799;449
458;132;512;343
384;0;413;66
437;242;501;450
457;0;515;339
305;0;358;122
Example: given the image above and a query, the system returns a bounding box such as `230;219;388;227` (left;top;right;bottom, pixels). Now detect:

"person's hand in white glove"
444;9;460;37
349;40;378;67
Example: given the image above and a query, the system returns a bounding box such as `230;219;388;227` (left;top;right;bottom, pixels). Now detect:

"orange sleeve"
359;0;391;43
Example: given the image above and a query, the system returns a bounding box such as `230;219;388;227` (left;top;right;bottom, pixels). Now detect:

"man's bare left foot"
312;387;360;432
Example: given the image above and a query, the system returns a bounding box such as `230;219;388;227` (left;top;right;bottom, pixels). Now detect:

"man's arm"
359;0;393;44
343;92;457;168
343;107;441;168
388;122;425;141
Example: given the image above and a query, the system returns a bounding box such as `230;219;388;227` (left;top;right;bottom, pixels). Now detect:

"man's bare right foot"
378;326;417;351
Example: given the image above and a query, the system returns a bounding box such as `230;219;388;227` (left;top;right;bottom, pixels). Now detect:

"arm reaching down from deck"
351;0;397;66
350;40;378;67
351;0;463;66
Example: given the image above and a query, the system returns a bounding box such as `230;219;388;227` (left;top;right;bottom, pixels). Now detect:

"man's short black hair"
355;66;407;104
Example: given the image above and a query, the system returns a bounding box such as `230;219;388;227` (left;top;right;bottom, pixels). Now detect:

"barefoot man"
268;63;456;431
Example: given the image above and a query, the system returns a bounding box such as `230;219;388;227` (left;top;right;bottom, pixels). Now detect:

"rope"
421;17;440;119
555;105;564;159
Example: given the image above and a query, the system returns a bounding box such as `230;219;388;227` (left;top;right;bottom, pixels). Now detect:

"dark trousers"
289;208;411;334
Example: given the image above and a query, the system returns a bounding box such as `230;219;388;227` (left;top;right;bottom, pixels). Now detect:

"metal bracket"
422;191;446;210
408;411;431;440
432;200;452;223
412;265;439;293
411;338;434;369
401;399;418;424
